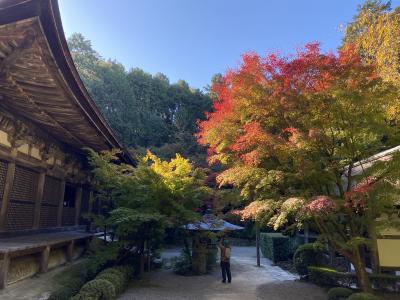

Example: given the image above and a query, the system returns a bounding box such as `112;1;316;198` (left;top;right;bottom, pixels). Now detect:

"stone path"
119;246;327;300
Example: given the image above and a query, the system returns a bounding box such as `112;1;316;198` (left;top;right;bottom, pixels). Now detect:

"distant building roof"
345;145;400;177
185;214;243;231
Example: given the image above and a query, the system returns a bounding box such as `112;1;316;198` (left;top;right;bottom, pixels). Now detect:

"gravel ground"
119;246;327;300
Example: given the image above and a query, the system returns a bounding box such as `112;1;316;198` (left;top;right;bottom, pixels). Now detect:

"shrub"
70;291;99;300
48;263;87;300
173;249;193;275
293;243;326;276
86;239;120;280
260;233;290;263
327;287;354;300
347;292;381;300
308;266;400;291
206;248;217;272
114;264;134;280
79;279;116;300
48;286;79;300
308;266;355;287
369;273;400;291
96;272;124;295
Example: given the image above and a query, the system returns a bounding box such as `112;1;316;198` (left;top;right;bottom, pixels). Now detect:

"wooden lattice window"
42;176;62;205
40;176;62;228
10;165;37;203
0;160;8;204
7;165;38;231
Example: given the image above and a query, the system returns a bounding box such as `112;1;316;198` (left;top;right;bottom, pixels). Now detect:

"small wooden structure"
0;0;133;288
345;146;400;272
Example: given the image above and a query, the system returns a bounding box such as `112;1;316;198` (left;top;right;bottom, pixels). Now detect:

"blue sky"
59;0;399;90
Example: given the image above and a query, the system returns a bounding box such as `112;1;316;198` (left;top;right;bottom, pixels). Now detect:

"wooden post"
0;156;16;231
88;190;93;213
40;246;50;273
66;240;74;262
256;224;261;267
56;180;66;227
74;186;82;226
33;172;46;229
304;222;310;244
0;252;10;289
87;190;93;231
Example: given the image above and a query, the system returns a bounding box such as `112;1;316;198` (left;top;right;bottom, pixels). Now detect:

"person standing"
219;238;232;283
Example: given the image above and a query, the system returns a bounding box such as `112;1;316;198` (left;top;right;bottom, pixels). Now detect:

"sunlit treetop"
198;42;397;180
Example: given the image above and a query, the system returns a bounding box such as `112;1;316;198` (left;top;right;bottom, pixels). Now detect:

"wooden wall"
0;110;93;233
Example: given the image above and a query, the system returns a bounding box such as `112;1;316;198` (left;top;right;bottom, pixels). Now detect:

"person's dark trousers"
220;261;231;283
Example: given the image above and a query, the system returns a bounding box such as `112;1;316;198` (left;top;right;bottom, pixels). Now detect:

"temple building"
0;0;133;288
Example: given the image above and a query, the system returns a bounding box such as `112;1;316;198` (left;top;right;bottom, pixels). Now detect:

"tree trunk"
369;229;381;274
256;224;261;267
183;235;192;266
351;250;373;293
146;239;151;272
139;239;145;275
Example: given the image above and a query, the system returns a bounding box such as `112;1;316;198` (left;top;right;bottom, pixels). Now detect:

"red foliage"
229;122;274;166
197;42;376;167
304;195;336;216
344;177;377;212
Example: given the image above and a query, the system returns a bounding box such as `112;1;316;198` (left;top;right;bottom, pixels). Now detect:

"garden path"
119;246;327;300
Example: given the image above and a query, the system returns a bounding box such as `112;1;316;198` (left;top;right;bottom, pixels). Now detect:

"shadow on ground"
256;280;327;300
119;246;328;300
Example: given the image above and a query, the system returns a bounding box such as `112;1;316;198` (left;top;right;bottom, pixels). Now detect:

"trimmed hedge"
96;272;124;294
327;287;354;300
309;266;353;287
48;262;88;300
72;265;134;299
72;279;116;300
293;243;326;276
114;265;134;280
260;233;290;263
308;266;400;291
347;293;381;300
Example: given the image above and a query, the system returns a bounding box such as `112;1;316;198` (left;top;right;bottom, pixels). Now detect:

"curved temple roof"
0;0;134;164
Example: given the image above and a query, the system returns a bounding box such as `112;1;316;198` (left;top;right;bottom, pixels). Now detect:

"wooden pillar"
33;172;46;229
74;186;82;226
256;224;261;267
66;240;74;262
0;149;17;232
88;190;93;213
0;252;10;289
40;246;50;273
57;180;66;227
87;190;93;231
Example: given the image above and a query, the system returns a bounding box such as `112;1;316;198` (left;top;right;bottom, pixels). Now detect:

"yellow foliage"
346;7;400;87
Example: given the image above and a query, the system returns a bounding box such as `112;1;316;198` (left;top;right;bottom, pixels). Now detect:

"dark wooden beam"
0;29;36;77
74;186;82;226
33;171;46;229
57;179;66;227
0;149;17;232
0;252;10;289
39;246;50;273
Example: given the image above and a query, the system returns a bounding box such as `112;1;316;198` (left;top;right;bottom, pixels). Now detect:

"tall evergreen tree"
67;33;212;165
